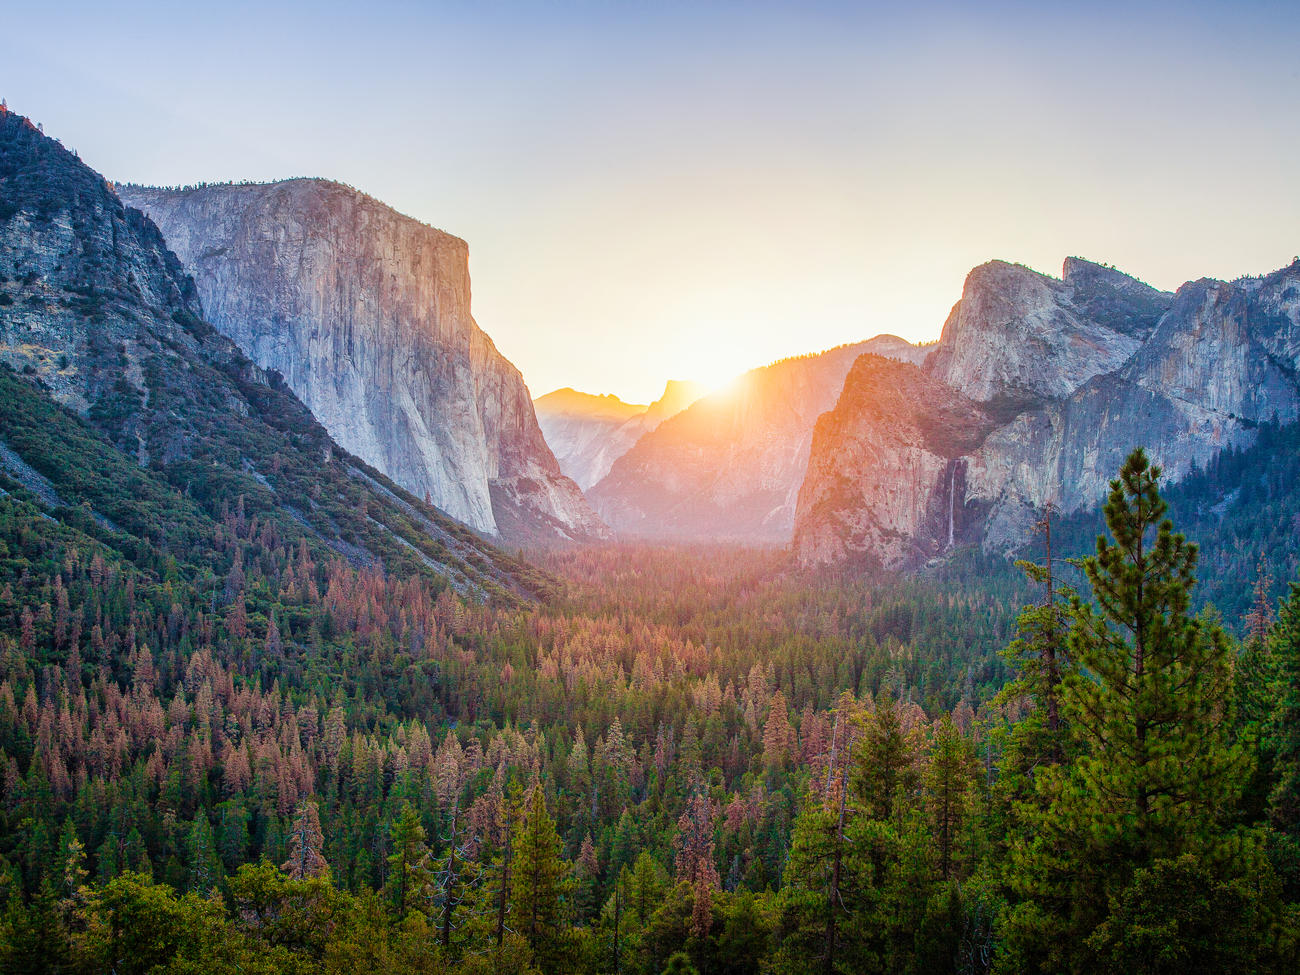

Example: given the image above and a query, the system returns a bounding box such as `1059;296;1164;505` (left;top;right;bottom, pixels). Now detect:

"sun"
679;335;745;398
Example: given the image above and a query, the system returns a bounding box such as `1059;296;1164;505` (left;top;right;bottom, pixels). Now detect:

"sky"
3;1;1298;403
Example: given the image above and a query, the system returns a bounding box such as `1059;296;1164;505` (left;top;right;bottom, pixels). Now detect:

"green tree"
1005;449;1265;972
185;813;221;894
1264;578;1300;894
851;698;918;823
510;786;572;974
384;803;429;918
923;716;976;881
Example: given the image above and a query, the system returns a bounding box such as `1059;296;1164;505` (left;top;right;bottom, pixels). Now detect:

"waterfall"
947;462;957;550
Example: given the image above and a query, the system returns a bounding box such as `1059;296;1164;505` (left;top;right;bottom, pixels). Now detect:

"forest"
4;24;1300;972
0;415;1299;973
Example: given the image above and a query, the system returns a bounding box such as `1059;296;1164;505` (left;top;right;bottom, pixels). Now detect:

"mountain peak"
0;108;541;596
927;257;1143;402
1062;256;1172;338
647;379;708;422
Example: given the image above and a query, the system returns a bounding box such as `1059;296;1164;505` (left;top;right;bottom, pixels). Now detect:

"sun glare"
680;334;746;399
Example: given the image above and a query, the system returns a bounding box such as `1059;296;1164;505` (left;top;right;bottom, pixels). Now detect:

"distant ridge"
535;380;705;490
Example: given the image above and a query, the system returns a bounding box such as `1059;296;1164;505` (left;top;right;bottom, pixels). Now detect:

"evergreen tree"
184;813;221;895
851;697;918;823
923;716;976;882
994;508;1077;822
1005;449;1265;972
1264;578;1300;894
432;797;480;951
510;786;572;974
385;803;430;918
673;789;721;938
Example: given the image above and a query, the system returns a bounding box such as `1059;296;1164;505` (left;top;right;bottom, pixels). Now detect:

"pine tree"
282;799;327;880
1264;578;1300;895
1005;449;1262;972
923;716;976;881
386;803;430;917
510;786;572;973
432;796;480;950
1236;561;1278;732
996;506;1077;797
673;790;720;938
573;832;600;921
851;698;918;823
184;813;221;894
762;691;794;770
58;819;88;928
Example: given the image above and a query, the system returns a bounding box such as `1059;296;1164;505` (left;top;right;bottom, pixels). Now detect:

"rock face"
588;336;927;542
0;108;541;597
795;356;996;568
923;259;1164;404
534;380;704;490
795;257;1300;567
118;180;605;543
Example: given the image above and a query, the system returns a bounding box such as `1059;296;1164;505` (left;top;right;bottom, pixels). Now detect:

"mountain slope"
534;380;703;490
117;179;605;544
0;106;545;600
795;256;1300;566
587;336;926;542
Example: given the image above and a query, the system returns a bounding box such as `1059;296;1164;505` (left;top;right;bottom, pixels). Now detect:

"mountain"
587;336;927;542
924;258;1167;403
534;380;703;490
0;106;545;599
117;179;606;544
794;256;1300;567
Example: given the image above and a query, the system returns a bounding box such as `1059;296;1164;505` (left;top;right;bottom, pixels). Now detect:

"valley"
0;95;1298;975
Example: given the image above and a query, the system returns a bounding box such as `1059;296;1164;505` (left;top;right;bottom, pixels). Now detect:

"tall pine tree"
510;786;572;974
1004;449;1267;973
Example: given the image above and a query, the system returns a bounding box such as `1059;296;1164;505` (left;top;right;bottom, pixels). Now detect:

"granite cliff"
0;107;543;597
118;180;605;544
794;257;1300;567
588;336;927;542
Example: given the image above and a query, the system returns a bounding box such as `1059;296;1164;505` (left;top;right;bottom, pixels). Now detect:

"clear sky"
4;1;1298;403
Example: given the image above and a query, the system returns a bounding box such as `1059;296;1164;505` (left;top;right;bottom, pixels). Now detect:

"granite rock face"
119;180;606;543
0;107;540;596
794;356;996;569
795;258;1300;566
534;380;704;490
588;336;927;542
923;259;1167;403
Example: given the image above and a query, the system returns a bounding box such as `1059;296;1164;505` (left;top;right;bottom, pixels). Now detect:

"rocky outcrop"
534;380;704;490
119;180;605;543
795;257;1300;566
923;259;1169;403
588;336;926;542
